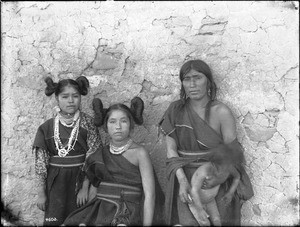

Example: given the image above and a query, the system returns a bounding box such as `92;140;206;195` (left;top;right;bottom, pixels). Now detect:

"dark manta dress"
63;145;144;226
33;112;101;226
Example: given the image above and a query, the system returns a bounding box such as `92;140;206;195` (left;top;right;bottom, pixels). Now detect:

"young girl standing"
32;76;102;226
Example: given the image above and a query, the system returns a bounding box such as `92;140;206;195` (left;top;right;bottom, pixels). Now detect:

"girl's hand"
37;193;47;211
77;186;88;207
178;179;192;204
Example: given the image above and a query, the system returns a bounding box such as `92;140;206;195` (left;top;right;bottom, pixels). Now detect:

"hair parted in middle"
179;59;217;124
92;97;144;132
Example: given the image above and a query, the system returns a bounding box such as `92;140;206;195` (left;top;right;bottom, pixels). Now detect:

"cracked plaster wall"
1;1;299;226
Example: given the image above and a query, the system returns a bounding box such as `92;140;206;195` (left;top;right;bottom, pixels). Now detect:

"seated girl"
63;97;155;226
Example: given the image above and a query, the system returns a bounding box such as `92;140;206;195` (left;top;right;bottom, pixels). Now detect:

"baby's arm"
221;166;240;206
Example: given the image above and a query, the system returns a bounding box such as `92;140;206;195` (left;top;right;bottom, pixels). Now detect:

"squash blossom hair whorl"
92;97;144;132
44;76;90;97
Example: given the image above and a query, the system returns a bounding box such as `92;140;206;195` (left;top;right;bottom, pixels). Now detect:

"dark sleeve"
32;121;51;187
33;124;47;150
158;100;183;137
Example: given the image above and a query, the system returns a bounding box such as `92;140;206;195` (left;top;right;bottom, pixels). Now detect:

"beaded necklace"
109;139;133;155
54;113;80;157
58;110;80;127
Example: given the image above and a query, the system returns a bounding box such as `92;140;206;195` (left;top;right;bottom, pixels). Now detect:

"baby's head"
211;143;244;167
204;143;244;188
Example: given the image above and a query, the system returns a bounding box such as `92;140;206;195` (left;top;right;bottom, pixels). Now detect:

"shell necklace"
109;139;133;155
54;113;80;157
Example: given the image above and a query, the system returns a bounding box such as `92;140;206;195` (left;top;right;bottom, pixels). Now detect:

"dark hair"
92;97;144;130
44;76;90;96
210;143;245;169
103;104;136;132
179;59;217;123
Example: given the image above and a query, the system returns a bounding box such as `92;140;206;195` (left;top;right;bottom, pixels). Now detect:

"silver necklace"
109;139;133;155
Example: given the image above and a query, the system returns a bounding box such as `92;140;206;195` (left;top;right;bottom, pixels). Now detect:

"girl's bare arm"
138;147;155;226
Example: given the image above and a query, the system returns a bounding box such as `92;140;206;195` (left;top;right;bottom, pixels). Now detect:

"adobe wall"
1;1;299;225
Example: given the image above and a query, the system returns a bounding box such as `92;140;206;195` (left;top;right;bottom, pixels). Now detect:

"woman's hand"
189;203;210;226
77;186;88;207
196;208;210;226
178;178;192;204
37;191;47;211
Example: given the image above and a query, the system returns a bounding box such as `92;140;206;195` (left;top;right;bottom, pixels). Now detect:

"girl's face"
107;109;131;143
182;69;209;100
56;85;81;115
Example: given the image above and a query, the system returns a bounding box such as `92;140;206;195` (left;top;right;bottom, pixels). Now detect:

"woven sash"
97;181;142;204
49;154;86;167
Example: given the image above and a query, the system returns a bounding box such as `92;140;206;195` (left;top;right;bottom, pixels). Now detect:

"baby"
188;143;244;226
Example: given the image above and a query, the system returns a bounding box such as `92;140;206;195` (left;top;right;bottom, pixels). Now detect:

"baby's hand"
201;176;213;189
221;192;234;206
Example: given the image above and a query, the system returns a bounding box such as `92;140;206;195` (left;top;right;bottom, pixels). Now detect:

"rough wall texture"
1;1;299;226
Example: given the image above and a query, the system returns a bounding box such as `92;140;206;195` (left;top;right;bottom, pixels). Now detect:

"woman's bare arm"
165;135;192;204
217;103;237;144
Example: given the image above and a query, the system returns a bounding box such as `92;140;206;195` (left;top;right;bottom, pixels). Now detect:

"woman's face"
56;85;81;115
107;109;131;143
182;69;209;100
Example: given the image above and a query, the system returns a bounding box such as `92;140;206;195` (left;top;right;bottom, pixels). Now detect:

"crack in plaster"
15;3;52;15
272;86;286;111
120;56;130;77
275;65;299;82
274;162;287;173
198;20;228;35
81;38;103;74
263;161;273;172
